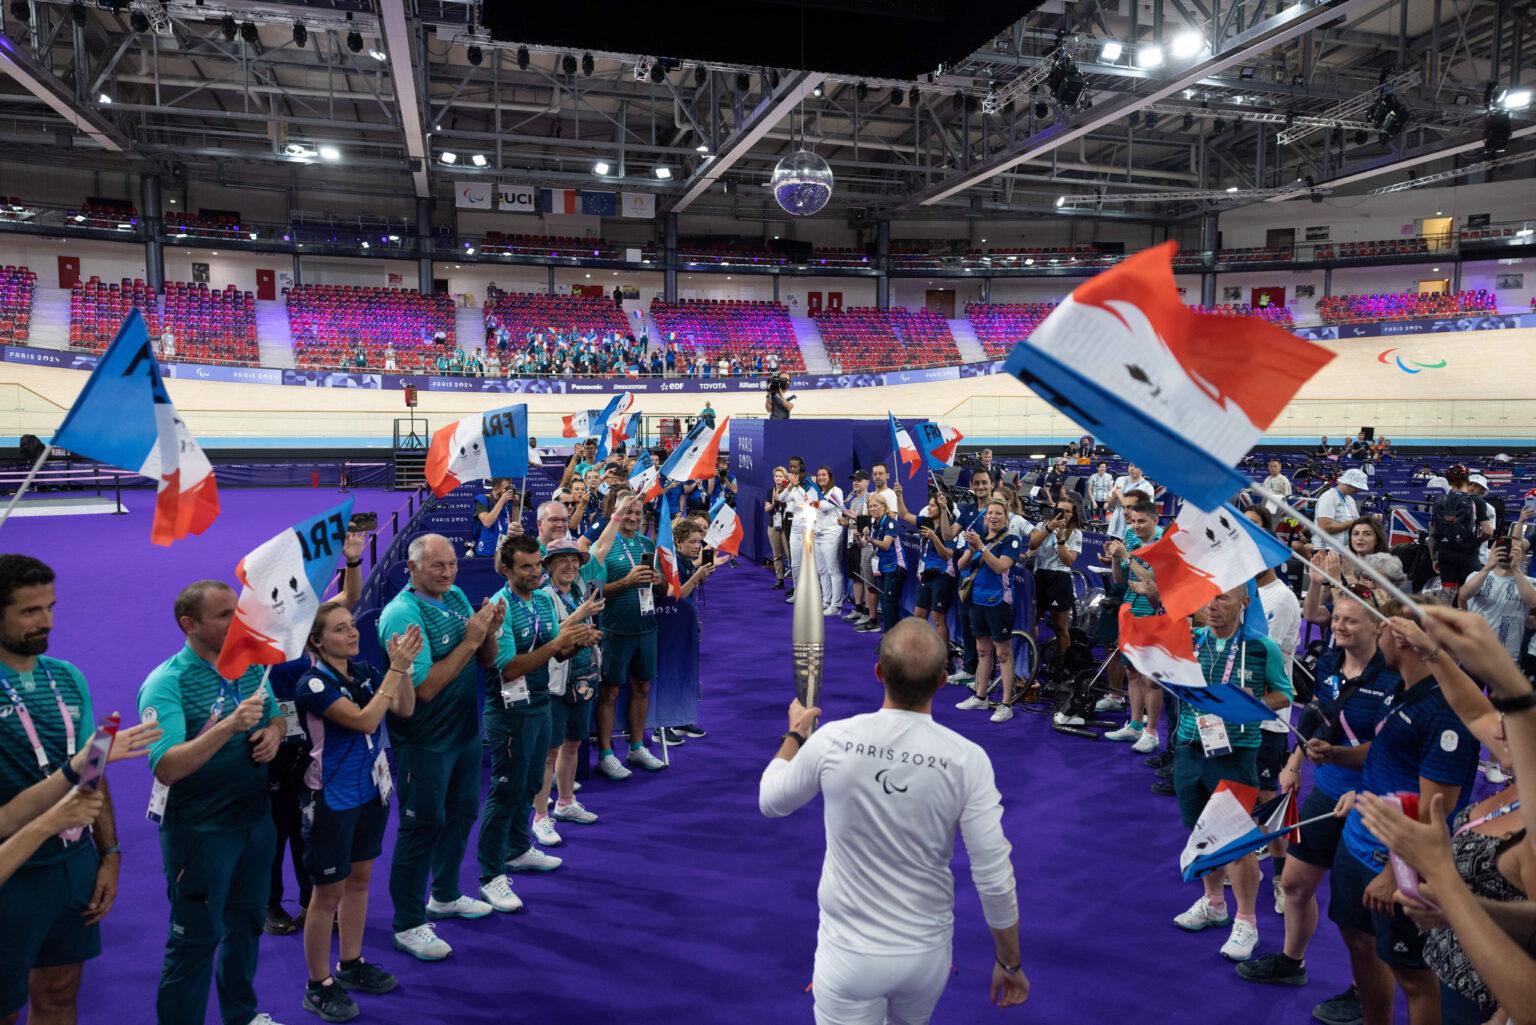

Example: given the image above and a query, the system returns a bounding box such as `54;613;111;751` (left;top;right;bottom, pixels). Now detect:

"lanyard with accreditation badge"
0;662;76;770
311;658;394;805
147;661;264;822
499;587;544;708
618;534;656;616
1193;634;1243;757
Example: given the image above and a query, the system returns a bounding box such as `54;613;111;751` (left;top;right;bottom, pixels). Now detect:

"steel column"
141;174;164;291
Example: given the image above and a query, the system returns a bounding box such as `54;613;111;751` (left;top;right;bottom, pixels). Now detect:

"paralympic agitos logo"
1377;348;1447;374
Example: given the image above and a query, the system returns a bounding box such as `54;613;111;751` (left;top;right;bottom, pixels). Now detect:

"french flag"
217;499;353;679
929;423;965;466
1002;242;1334;512
1388;508;1424;546
424;404;529;498
888;412;929;493
1121;608;1283;725
660;414;729;482
541;188;579;214
561;410;594;438
1132;502;1293;618
589;393;635;438
628;449;663;502
654;492;683;593
1180;783;1303;882
50;309;219;546
704;493;744;556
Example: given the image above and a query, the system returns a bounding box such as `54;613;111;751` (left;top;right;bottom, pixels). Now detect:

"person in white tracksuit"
759;619;1029;1025
810;466;846;616
784;464;813;605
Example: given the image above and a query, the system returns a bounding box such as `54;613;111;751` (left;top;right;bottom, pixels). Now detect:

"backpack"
1430;491;1478;549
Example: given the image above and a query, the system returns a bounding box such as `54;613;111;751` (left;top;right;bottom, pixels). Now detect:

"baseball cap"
849;470;870;481
541;536;590;566
1338;468;1371;490
1467;473;1490;491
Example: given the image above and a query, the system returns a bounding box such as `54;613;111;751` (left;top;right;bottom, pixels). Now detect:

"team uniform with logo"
294;660;390;883
601;533;660;684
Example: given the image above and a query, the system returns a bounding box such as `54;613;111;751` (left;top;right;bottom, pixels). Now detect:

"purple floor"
9;488;1391;1024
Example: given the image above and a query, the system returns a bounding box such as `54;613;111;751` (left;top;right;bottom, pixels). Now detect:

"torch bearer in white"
791;518;824;730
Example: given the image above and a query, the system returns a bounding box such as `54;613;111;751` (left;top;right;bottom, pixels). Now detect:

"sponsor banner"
959;360;1007;378
3;346;81;369
497;183;537;212
455;182;493;209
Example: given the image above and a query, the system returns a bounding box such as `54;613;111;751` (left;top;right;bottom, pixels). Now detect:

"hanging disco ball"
771;149;833;216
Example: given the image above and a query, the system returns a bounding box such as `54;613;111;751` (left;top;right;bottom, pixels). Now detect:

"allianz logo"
736;381;766;390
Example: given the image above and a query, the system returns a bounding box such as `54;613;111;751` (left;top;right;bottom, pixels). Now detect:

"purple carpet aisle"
7;487;1391;1024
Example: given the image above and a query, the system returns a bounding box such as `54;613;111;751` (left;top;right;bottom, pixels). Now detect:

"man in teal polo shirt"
137;580;287;1025
475;536;599;912
594;496;670;780
0;555;119;1025
376;533;503;962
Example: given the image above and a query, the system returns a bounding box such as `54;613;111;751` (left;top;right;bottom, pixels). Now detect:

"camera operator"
766;375;793;420
706;456;738;509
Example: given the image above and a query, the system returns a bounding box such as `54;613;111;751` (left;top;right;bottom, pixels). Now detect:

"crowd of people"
3;434;1536;1025
467;323;787;380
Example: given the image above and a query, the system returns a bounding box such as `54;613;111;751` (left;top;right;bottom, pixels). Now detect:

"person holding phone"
1029;497;1084;678
955;500;1021;723
471;479;523;558
892;482;958;653
595;493;670;780
765;466;792;591
840;471;872;624
1458;532;1536;659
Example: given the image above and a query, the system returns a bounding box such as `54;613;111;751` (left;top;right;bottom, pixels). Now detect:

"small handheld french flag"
704;493;744;556
423;404;529;498
1131;501;1293;618
660;415;730;483
654;492;683;593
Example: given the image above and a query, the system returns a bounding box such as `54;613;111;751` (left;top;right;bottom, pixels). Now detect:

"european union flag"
581;191;617;217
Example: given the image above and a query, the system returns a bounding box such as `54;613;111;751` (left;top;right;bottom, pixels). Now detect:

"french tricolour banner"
51;310;220;546
628;449;662;502
1132;502;1293;618
1002;242;1334;512
660;415;729;482
562;409;601;439
1181;786;1305;881
1119;608;1282;725
930;423;964;466
704;493;744;556
541;188;579;214
424;404;529;498
654;492;682;593
216;498;353;679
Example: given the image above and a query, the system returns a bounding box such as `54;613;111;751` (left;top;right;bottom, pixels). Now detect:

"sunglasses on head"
1345;583;1380;608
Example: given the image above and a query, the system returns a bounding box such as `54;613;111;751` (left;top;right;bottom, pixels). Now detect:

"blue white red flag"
929;423;965;466
1131;502;1293;618
1179;784;1305;881
216;498;354;679
1002;242;1334;511
654;492;682;593
1120;608;1283;725
660;415;729;482
50;309;219;546
704;493;744;556
628;449;663;502
561;409;601;438
424;404;528;497
1388;507;1424;547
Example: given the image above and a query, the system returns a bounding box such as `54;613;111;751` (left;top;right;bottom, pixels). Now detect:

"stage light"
582;53;594;75
1183;113;1195;130
696;142;710;153
319;145;340;160
562;53;577;74
1485;111;1512;154
1355;129;1368;145
1238;66;1255;80
240;22;257;45
1213;118;1226;134
654;166;672;179
129;11;149;32
1226;185;1238;192
221;14;236;40
440;151;457;164
593;159;611;175
811;83;824;98
8;1;29;23
70;2;85;26
97;92;111;103
346;31;362;53
649;62;665;83
1171;31;1207;60
1136;45;1163;68
1047;57;1085;106
1367;95;1409;141
855;81;869;102
467;45;482;66
368;48;387;62
1034;100;1048;118
1502;88;1532;110
1100;41;1122;62
737;72;750;91
890;87;905;106
516;46;529;70
470;153;488;166
292;22;307;47
910;88;920;107
1055;195;1066;207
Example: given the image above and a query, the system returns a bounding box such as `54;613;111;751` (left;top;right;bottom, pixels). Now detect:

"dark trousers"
388;741;482;932
267;743;311;909
879;568;907;631
958;599;978;673
477;710;552;882
156;817;276;1025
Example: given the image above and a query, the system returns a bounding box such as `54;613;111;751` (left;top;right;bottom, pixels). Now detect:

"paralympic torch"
791;510;825;731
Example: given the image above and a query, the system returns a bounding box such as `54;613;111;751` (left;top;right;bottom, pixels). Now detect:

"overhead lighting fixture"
346;31;362;53
811;83;824;98
890;87;905;106
467;45;482;66
592;159;611;175
97;92;112;104
1055;195;1066;207
1503;89;1532;111
1171;31;1207;60
221;14;236;40
581;53;594;76
696;142;710;153
8;1;30;23
516;46;529;70
654;166;672;180
368;48;387;62
465;248;475;255
649;62;664;83
1024;257;1034;265
318;144;340;160
1226;185;1239;192
1183;112;1195;130
1238;66;1255;80
1485;111;1512;154
129;10;149;32
694;64;707;86
855;81;868;102
562;53;577;74
292;22;307;47
240;22;258;45
470;153;488;167
738;72;752;92
440;151;457;164
1136;45;1163;69
1034;100;1048;119
1100;41;1123;62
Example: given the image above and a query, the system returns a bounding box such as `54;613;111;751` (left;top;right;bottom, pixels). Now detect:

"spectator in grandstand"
1043;459;1066;504
1310;468;1370;552
1428;465;1495;593
160;327;176;358
1063;441;1080;462
467;348;485;376
1457;534;1536;659
449;346;466;376
700;402;716;428
1371;437;1394;462
1087;462;1114;521
955;499;1020;723
1107;463;1157;539
1345;433;1371;462
1029;496;1084;680
1301;517;1390;624
352;343;367;369
1262;460;1293;500
1314;437;1332;459
384;343;397;371
485;348;501;378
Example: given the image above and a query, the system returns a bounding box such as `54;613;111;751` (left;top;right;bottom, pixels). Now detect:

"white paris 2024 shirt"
759;708;1018;954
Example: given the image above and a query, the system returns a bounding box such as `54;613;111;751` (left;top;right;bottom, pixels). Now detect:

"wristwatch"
780;731;806;748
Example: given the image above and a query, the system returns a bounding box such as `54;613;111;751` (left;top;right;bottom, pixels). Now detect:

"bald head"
877;619;949;708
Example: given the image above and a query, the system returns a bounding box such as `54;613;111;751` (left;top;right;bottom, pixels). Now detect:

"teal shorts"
602;632;657;685
548;668;598;744
0;847;102;1015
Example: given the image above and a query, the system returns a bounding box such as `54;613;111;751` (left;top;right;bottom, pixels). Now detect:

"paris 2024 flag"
50;309;220;546
424;404;529;498
1003;241;1334;512
216;498;354;679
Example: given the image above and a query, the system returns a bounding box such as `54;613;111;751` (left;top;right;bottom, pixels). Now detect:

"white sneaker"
1053;711;1086;726
1132;730;1160;754
393;924;452;961
1094;694;1126;712
425;895;492;920
1174;896;1231;932
531;816;563;847
1104;721;1144;742
248;1016;289;1025
596;753;632;780
989;704;1014;723
823;603;839;616
947;670;976;687
956;695;991;710
551;800;598;824
785;593;796;604
626;746;667;771
1221;919;1260;962
506;848;563;872
1273;876;1286;915
478;875;524;913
